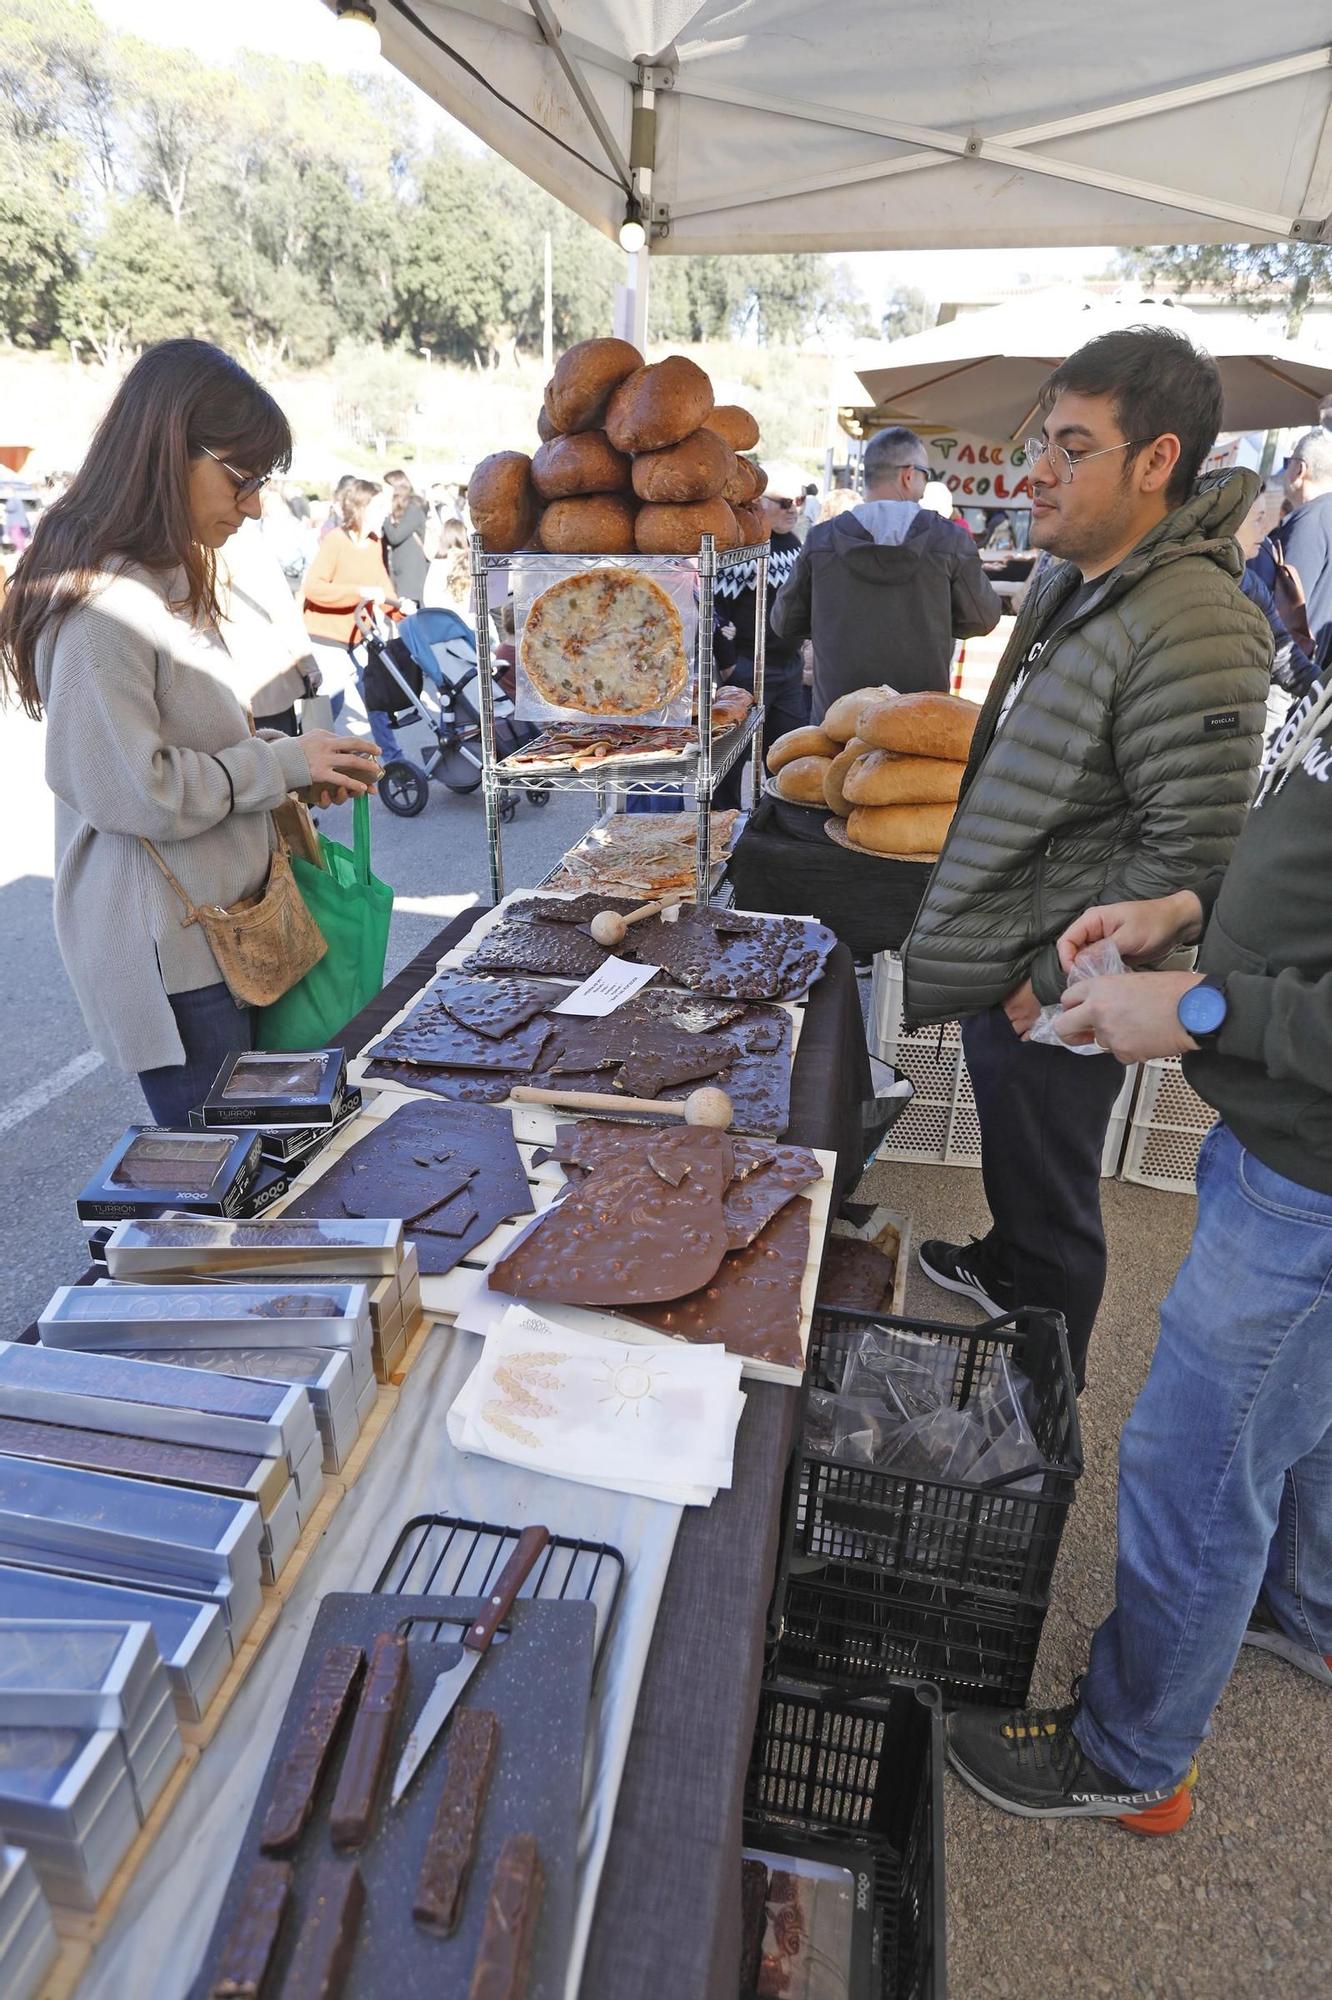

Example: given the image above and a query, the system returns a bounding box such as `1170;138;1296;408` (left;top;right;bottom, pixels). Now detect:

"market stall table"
727;794;933;959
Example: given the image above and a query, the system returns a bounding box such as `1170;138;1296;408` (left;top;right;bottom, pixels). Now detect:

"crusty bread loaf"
766;725;841;774
774;755;833;805
538;493;638;554
607;356;714;453
631;428;734;504
532;431;631;500
469;452;539;553
820;685;899;744
705;404;761;451
545;338;644;434
750;463;768;496
723;456;760;506
842;749;965;808
536;400;559;443
823;737;870;816
634;497;736;555
858;690;983;762
731;501;769;547
846;802;954;855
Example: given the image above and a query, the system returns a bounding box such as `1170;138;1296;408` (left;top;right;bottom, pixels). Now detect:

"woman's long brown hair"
0;340;291;718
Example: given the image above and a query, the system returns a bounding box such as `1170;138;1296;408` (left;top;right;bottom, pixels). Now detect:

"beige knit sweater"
38;564;312;1073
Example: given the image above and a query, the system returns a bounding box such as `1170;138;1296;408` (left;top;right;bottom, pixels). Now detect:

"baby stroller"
352;605;550;822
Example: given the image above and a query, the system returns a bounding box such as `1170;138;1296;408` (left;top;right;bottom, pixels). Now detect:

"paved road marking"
393;894;480;919
0;1049;104;1138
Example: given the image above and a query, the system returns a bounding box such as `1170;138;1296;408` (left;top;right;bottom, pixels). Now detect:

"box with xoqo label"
201;1049;348;1129
76;1129;263;1224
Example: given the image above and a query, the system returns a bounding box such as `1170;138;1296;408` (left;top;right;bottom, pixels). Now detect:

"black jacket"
770;503;1001;721
381;498;430;601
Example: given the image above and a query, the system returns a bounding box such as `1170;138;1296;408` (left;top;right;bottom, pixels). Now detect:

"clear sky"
86;0;1110;313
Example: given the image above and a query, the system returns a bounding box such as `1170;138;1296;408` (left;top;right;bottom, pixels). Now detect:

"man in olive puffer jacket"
904;326;1272;1386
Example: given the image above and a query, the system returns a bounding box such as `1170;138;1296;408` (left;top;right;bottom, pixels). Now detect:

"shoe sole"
1242;1625;1332;1686
916;1244;1005;1317
946;1747;1195;1837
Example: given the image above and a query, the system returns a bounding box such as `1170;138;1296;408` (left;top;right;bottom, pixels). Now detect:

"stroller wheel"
378;761;429;817
499;793;518;824
526;783;552;808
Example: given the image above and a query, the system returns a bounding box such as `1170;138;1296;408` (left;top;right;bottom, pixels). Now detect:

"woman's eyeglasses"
1018;437;1144;485
197;444;271;501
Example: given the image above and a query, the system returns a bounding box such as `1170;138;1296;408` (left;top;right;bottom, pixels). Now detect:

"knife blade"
390;1524;549;1807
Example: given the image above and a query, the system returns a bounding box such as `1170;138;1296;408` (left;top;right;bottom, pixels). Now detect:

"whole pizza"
520;568;690;716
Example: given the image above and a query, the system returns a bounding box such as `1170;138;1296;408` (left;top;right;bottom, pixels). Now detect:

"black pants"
961;1004;1126;1390
714;659;809;810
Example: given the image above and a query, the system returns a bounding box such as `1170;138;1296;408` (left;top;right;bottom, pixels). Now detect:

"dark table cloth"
729;793;932;959
337;909;873;2000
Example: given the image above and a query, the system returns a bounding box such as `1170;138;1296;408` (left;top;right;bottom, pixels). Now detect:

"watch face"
1181;981;1227;1037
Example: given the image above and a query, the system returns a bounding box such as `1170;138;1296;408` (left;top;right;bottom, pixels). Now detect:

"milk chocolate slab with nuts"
208;1857;292;1999
260;1644;365;1856
413;1708;500;1937
626;1195;810;1370
328;1632;408;1851
467;1833;544;2000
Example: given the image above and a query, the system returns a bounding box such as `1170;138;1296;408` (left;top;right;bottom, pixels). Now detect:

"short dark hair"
1040;325;1222;507
864;425;925;484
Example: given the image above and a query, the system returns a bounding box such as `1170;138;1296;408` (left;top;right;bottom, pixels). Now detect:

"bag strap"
352;791;372;885
139;836;203;923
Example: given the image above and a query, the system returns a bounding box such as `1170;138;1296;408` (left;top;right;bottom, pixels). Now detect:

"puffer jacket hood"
902;467;1274;1025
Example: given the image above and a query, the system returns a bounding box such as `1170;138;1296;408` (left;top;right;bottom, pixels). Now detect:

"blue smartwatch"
1177;976;1228;1047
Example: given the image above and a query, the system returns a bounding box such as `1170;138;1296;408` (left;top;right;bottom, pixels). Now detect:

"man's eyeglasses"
1019;437;1145;486
197;444;271;501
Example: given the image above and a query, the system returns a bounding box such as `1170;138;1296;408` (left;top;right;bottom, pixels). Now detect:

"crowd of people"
0;326;1328;1858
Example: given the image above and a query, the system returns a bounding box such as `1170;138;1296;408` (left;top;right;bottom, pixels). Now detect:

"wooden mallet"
588;894;686;948
510;1084;734;1130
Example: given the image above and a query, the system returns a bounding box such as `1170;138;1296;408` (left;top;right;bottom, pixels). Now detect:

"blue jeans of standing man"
1075;1121;1332;1792
137;982;254;1127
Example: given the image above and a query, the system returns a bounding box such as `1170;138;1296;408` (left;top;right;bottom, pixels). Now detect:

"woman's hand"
300;729;382;799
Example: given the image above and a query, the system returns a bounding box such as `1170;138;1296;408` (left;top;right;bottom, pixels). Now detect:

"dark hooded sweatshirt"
769;500;1002;722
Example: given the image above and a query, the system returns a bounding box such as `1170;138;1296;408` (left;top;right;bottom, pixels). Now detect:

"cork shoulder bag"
140;827;327;1007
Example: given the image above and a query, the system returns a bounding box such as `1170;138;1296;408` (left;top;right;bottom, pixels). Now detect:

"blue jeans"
137;983;254;1127
1076;1122;1332;1791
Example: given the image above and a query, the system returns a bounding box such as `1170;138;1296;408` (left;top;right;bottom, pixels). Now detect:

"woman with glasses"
0;339;380;1125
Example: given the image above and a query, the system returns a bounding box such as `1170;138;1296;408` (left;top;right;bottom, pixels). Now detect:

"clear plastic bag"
512;557;697;726
838;1327;961;1413
1027;938;1125;1054
964;1349;1045;1492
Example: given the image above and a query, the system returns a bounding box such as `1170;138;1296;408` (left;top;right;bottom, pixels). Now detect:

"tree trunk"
1287;269;1313;339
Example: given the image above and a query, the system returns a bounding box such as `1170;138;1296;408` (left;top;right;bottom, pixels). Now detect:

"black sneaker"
1241;1596;1332;1686
946;1702;1195;1836
916;1237;1012;1316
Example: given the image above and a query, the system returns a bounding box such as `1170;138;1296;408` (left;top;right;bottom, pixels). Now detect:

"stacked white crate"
1120;1056;1217;1193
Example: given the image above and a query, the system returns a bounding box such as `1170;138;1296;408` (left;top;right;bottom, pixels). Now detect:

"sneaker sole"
946;1748;1195;1836
916;1244;1005;1317
1241;1625;1332;1686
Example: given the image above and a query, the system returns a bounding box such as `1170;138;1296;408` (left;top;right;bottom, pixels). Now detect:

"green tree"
61;197;220;361
1117;242;1332;337
881;283;934;341
396;145;528;364
0;165;82;346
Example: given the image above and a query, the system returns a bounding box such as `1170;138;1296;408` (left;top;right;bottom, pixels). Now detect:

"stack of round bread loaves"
766;687;982;857
468;340;771;556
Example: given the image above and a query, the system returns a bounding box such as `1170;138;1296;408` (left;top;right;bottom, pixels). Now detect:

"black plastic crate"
744;1675;945;2000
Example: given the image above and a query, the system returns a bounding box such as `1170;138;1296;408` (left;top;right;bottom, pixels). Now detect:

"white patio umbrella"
853;295;1332;439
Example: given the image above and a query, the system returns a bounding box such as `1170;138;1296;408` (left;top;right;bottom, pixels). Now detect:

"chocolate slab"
369;998;554;1074
718;1143;823;1250
460;919;606;983
414;1708;499;1938
328;1632;407;1851
481;897;835;1001
488;1131;734;1308
284;1102;533;1277
209;1857;292;1999
435;976;565;1041
625;1195;811;1371
277;1857;364;2000
468;1834;543;2000
816;1235;898;1314
260;1645;366;1856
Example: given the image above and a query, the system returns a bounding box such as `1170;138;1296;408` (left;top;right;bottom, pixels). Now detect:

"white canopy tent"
361;2;1332;257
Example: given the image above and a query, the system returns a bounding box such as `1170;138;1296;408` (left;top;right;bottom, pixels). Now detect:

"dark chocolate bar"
413;1708;500;1937
209;1856;293;1998
467;1833;544;2000
328;1631;408;1851
276;1856;364;2000
260;1644;366;1855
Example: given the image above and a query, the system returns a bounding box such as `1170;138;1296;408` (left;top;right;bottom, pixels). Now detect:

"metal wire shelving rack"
469;533;770;904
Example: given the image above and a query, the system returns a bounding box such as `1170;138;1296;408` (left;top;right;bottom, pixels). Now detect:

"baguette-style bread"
858;690;983;762
544;337;644;434
820;684;899;744
842;749;965;808
607;356;714;453
766;725;841;774
823;737;870;815
469;452;539;553
532;430;631;500
705;405;761;451
538;493;638;554
634;497;736;555
846;802;954;855
631;428;734;503
774;755;833;805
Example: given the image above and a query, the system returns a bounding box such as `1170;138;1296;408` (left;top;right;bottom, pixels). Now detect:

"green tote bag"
258;793;393;1052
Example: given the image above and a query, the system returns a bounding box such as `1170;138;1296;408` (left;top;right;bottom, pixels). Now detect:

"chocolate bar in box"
202;1049;348;1128
0;1843;58;2000
104;1214;403;1282
0;1566;229;1724
42;1280;372;1354
110;1345;361;1476
190;1086;363;1164
0;1622;183;1822
0;1727;141;1910
77;1128;262;1224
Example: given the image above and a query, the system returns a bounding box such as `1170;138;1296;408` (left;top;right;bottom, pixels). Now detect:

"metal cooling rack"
374;1513;626;1688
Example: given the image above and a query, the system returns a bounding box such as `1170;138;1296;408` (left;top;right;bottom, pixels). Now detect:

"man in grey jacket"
904;326;1272;1386
770;427;1002;722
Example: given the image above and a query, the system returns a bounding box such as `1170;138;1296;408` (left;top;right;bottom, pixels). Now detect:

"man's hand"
1057;891;1204;974
1055;970;1203;1063
1002;978;1042;1038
